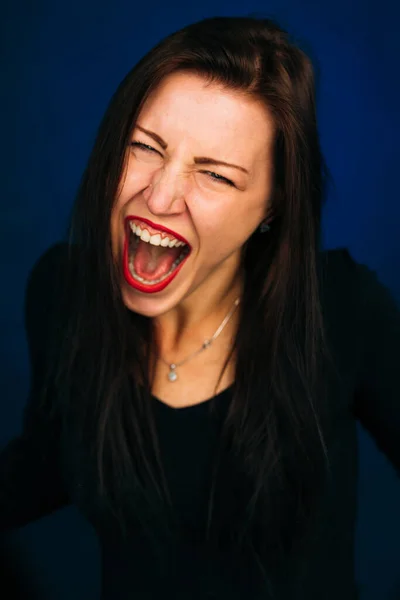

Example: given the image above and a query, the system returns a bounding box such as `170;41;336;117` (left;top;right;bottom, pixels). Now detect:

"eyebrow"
135;124;249;175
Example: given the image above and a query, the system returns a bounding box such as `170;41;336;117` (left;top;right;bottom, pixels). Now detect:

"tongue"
133;240;182;281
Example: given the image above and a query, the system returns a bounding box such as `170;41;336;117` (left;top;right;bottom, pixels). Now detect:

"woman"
1;15;399;600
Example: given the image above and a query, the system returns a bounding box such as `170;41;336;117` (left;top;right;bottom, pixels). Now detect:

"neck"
152;274;243;359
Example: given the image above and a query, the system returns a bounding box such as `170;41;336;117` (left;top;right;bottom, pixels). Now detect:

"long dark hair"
48;15;338;585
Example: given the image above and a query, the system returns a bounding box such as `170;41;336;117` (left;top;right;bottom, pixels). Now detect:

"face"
111;71;275;317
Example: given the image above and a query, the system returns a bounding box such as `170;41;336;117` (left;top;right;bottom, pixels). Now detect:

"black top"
1;245;399;599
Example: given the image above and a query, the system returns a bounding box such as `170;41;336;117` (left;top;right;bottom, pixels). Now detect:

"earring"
259;221;270;233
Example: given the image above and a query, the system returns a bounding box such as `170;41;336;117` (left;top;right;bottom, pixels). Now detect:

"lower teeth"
128;238;189;285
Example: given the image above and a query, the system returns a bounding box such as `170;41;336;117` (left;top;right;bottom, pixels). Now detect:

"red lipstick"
124;216;190;246
122;216;191;294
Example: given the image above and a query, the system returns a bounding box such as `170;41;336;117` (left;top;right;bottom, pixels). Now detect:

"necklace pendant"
167;364;178;382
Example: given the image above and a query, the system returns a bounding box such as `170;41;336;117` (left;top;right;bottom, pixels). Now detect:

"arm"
0;244;71;532
351;252;400;473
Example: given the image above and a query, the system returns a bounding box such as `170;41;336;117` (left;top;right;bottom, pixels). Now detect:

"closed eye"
130;141;159;154
130;142;235;187
202;171;236;187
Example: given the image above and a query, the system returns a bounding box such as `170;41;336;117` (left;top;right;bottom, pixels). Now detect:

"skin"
111;71;275;359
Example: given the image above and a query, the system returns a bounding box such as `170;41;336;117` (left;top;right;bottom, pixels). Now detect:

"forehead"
136;72;275;156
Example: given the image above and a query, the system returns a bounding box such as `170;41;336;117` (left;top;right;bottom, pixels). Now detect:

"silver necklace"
158;297;241;382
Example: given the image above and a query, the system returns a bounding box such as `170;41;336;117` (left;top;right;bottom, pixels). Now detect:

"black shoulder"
318;246;399;326
318;246;370;292
319;246;396;291
24;243;69;370
319;246;357;275
318;247;355;299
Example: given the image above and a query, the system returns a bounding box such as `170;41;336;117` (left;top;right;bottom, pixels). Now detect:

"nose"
143;167;187;217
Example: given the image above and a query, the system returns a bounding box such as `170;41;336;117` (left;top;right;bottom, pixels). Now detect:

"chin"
119;280;181;318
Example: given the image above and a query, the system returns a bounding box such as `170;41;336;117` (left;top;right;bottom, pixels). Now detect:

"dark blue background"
1;1;399;598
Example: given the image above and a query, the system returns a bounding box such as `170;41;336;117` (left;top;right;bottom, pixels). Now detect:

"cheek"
197;200;259;251
199;224;247;261
110;200;126;256
120;155;156;194
110;214;119;258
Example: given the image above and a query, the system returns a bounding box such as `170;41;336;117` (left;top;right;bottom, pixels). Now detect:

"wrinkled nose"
143;168;187;216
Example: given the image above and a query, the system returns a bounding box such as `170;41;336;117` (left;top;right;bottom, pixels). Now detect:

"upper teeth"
129;222;185;248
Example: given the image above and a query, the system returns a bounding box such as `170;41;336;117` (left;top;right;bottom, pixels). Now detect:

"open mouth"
124;217;191;291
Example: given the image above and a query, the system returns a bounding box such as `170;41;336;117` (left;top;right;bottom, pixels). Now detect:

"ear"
262;212;274;226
